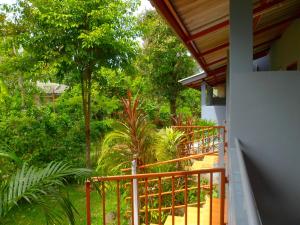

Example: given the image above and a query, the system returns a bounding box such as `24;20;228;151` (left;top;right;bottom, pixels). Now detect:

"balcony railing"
120;126;226;174
172;126;226;157
86;168;226;225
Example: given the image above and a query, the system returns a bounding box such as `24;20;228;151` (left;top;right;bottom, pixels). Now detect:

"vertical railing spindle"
102;181;106;225
197;174;200;225
117;180;121;225
172;176;175;225
220;170;226;225
158;177;162;225
212;128;215;152
184;175;188;225
86;180;91;225
131;179;134;225
209;173;213;225
145;178;149;225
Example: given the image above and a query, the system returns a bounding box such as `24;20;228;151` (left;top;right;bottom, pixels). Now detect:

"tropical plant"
0;161;91;225
97;92;155;175
0;149;22;166
155;127;184;161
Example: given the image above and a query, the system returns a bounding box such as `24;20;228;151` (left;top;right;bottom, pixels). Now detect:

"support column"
229;0;253;74
207;85;213;106
228;0;253;145
201;82;206;107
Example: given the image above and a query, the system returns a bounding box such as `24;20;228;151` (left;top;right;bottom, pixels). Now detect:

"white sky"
137;0;154;14
0;0;16;4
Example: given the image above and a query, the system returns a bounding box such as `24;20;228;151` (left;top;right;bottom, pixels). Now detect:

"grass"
1;184;122;225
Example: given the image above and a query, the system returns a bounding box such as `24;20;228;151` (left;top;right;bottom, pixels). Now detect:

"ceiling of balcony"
151;0;300;89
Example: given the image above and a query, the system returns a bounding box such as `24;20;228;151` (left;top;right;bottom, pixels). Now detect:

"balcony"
85;126;260;225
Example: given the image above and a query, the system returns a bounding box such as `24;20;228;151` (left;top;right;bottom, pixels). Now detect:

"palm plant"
0;161;91;225
0;149;22;166
155;127;184;161
97;92;155;175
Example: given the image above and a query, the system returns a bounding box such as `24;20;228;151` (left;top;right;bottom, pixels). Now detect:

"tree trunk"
170;98;177;125
81;66;92;168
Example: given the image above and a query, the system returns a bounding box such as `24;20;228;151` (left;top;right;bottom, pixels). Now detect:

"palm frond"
0;161;91;224
155;127;184;161
0;150;22;166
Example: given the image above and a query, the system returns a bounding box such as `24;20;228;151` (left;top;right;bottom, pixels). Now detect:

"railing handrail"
90;167;225;182
172;125;225;129
230;138;262;225
120;152;218;172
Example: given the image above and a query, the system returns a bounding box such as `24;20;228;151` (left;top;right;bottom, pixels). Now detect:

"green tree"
1;0;139;168
139;10;196;119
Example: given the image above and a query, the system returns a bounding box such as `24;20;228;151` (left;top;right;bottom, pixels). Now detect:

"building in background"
152;0;300;224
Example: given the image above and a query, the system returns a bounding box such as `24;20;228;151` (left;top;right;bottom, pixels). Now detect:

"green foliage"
139;10;196;116
195;119;216;126
0;149;22;166
0;161;91;225
0;0;140;167
155;127;184;161
177;88;201;117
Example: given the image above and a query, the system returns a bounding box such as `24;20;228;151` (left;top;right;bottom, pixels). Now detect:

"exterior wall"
202;106;226;125
227;1;300;224
270;19;300;70
229;71;300;225
201;82;226;125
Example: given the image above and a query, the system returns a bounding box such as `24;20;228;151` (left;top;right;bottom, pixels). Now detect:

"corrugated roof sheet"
151;0;300;88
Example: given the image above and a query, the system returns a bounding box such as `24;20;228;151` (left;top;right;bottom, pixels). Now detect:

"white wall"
202;105;226;125
229;71;300;225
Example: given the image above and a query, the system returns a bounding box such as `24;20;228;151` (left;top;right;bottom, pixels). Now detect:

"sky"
137;0;154;14
0;0;16;4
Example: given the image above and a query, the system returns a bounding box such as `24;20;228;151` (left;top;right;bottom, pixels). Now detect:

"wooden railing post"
220;169;226;225
85;180;91;225
132;160;139;225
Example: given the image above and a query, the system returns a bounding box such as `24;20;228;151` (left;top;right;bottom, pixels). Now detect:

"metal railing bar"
131;179;134;225
197;174;201;225
172;176;175;225
209;173;213;225
102;182;106;225
92;168;225;181
125;185;211;200
145;178;149;225
121;155;220;172
126;202;206;213
184;175;188;225
117;180;121;225
172;125;225;129
86;181;91;225
158;177;162;225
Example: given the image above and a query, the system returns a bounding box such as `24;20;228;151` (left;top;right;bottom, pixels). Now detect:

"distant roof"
151;0;300;86
37;81;68;94
178;71;206;89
